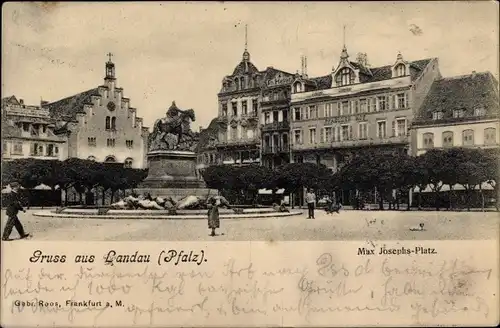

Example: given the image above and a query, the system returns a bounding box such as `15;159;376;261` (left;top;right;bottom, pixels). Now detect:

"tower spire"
242;24;250;62
340;24;349;60
343;25;346;48
245;24;248;51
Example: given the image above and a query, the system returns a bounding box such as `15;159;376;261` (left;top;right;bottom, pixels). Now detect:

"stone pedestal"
137;150;216;199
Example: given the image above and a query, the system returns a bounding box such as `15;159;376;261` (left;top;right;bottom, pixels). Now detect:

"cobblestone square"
2;209;498;241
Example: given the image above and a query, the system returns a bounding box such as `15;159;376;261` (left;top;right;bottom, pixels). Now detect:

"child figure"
207;197;220;237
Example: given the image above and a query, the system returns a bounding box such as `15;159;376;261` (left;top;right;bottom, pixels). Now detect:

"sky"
2;2;498;130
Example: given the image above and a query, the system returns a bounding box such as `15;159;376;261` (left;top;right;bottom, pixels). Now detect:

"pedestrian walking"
2;182;30;241
305;188;316;219
207;197;220;237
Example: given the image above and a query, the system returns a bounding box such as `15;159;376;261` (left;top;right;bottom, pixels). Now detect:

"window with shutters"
294;108;301;121
359;99;367;113
324;127;333;143
396;118;407;136
294;129;302;144
352;100;359;114
309;128;316;144
341;125;351;141
377;121;387;138
442;131;454;147
423;133;434;148
358;122;368;140
309;105;317;119
341;101;349;115
484;128;496;145
325;103;334;117
397;93;406;109
377;96;387;111
462;129;474;146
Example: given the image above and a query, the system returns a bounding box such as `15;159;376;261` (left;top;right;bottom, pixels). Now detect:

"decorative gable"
391;52;410;78
331;47;360;87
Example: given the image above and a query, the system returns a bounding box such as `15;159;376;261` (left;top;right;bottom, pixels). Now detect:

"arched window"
395;64;406;77
336;68;355;86
105;116;110;129
87;156;96;161
484;128;497;146
124;158;133;168
442;131;454;148
111;117;116;130
293;82;302;93
423;132;434;149
462;129;474;146
104;156;116;163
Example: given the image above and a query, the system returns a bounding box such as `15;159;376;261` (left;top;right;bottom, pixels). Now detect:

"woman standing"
207;197;220;237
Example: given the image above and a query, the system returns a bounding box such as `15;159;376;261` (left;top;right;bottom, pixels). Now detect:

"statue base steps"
138;150;215;199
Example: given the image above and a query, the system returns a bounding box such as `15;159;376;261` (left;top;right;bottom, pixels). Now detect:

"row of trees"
202;148;499;210
2;158;148;204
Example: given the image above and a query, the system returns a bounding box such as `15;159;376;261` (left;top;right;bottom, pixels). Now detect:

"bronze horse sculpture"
152;108;196;148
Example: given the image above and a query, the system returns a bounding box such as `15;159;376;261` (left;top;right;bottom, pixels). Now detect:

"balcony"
260;96;289;106
292;135;409;151
216;137;260;148
262;144;290;155
261;121;290;131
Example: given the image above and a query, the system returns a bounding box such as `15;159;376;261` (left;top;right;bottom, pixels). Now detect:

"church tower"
105;52;116;81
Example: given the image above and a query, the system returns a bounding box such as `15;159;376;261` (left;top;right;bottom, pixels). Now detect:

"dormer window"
293;82;302;93
432;111;443;120
336;68;355;86
395;64;406;77
453;109;465;118
474;106;486;116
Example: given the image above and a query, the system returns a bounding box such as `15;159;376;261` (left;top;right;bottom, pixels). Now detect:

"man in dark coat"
2;182;30;241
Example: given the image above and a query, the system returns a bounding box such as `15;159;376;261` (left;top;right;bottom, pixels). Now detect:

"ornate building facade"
411;71;499;156
290;47;441;172
260;69;295;168
215;45;262;165
2;96;68;161
44;55;149;168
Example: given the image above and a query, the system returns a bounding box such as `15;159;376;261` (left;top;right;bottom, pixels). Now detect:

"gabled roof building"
43;55;149;168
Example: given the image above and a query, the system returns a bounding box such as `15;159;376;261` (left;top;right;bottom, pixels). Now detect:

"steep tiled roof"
417;72;499;120
310;75;332;89
195;117;221;153
232;60;259;76
45;88;100;121
1;96;20;107
312;58;434;90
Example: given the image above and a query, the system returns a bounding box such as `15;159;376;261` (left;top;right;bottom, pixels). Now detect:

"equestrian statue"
149;101;199;151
